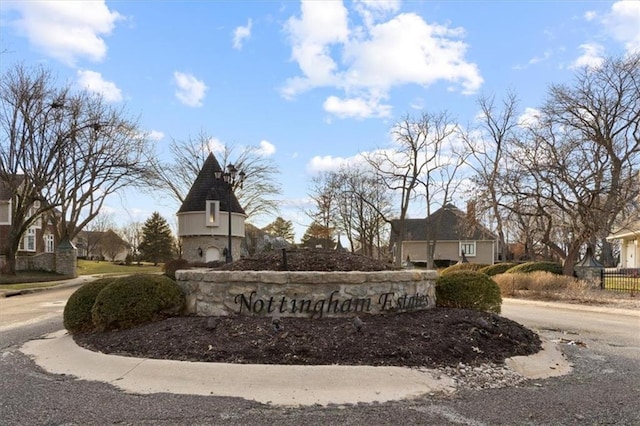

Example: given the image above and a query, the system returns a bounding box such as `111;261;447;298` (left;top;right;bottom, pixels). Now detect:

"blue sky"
1;1;639;241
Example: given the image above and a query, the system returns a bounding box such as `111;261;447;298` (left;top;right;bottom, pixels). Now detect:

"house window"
460;241;476;257
20;228;36;252
44;234;55;253
0;201;10;224
205;200;220;226
28;201;42;228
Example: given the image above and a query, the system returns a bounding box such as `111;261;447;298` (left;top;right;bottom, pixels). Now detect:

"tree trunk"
599;238;616;267
1;234;20;275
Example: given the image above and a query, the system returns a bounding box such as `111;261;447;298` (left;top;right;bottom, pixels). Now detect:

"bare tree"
0;64;149;274
364;115;426;266
504;54;640;274
101;230;129;262
462;92;520;262
366;111;464;267
309;165;393;257
82;212;116;260
145;132;281;220
121;220;143;263
307;172;341;246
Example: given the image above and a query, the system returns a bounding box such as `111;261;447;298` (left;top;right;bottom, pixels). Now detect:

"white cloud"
173;72;207;107
528;50;552;65
584;10;597;21
148;130;165;141
570;43;605;69
602;0;640;54
206;137;226;153
517;107;542;128
282;2;482;119
76;69;122;102
257;140;276;156
5;0;122;66
282;0;349;98
233;19;252;50
353;0;401;27
323;95;391;119
307;155;350;173
343;13;482;93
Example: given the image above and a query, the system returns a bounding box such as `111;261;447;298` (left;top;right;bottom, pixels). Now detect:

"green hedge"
91;274;185;331
506;261;563;275
163;258;190;280
439;262;489;275
436;270;502;313
63;278;115;333
478;263;518;276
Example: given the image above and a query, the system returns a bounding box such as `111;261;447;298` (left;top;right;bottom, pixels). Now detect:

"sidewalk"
0;275;96;298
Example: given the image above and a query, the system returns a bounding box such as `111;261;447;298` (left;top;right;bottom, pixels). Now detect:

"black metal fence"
601;268;640;292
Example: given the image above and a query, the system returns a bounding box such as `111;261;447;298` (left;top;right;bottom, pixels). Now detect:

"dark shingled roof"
0;174;25;200
177;153;245;214
390;204;496;244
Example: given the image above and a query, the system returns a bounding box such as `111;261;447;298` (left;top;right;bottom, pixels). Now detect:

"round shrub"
91;274;185;331
436;271;502;314
63;278;115;333
440;262;489;275
506;261;563;275
478;263;518;276
163;258;190;280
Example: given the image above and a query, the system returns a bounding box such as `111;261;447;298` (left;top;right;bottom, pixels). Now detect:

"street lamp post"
214;164;245;263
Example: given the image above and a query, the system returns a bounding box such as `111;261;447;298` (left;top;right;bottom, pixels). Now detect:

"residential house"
177;153;246;263
0;175;58;271
243;223;291;256
606;220;640;268
74;230;130;262
389;204;497;266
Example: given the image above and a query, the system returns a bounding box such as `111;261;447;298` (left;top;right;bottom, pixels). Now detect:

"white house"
607;220;640;268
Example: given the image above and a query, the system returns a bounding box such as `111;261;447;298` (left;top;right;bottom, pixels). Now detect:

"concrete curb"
20;329;571;407
505;339;572;379
21;330;457;407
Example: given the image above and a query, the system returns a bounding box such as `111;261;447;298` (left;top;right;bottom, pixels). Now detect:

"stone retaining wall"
16;253;56;272
175;269;437;318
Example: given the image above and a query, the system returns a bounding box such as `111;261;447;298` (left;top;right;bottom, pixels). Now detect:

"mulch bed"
73;308;541;368
72;249;542;368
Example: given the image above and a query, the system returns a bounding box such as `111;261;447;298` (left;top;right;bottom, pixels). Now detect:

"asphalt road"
1;289;639;425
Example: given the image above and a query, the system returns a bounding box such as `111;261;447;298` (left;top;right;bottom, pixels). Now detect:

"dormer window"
206;200;220;227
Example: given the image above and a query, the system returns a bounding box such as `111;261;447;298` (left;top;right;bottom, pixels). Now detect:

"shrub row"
440;261;563;276
63;274;185;333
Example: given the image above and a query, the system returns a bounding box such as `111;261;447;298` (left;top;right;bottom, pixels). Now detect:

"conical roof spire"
177;153;245;214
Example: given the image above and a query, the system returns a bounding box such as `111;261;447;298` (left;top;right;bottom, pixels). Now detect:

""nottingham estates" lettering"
234;290;432;318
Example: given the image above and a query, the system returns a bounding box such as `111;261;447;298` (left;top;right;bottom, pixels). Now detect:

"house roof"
389;204;497;244
76;230;130;247
0;174;25;201
177;153;245;215
607;219;640;240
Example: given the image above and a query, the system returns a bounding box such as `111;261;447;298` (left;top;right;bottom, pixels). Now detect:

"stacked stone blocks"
176;269;437;318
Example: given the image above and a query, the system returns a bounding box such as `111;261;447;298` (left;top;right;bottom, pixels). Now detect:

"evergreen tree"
138;212;175;265
262;217;296;243
300;221;335;249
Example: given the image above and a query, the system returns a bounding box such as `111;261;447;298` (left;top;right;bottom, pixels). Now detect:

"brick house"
0;175;59;271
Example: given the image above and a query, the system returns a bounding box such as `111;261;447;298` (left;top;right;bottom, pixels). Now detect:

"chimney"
466;200;477;225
